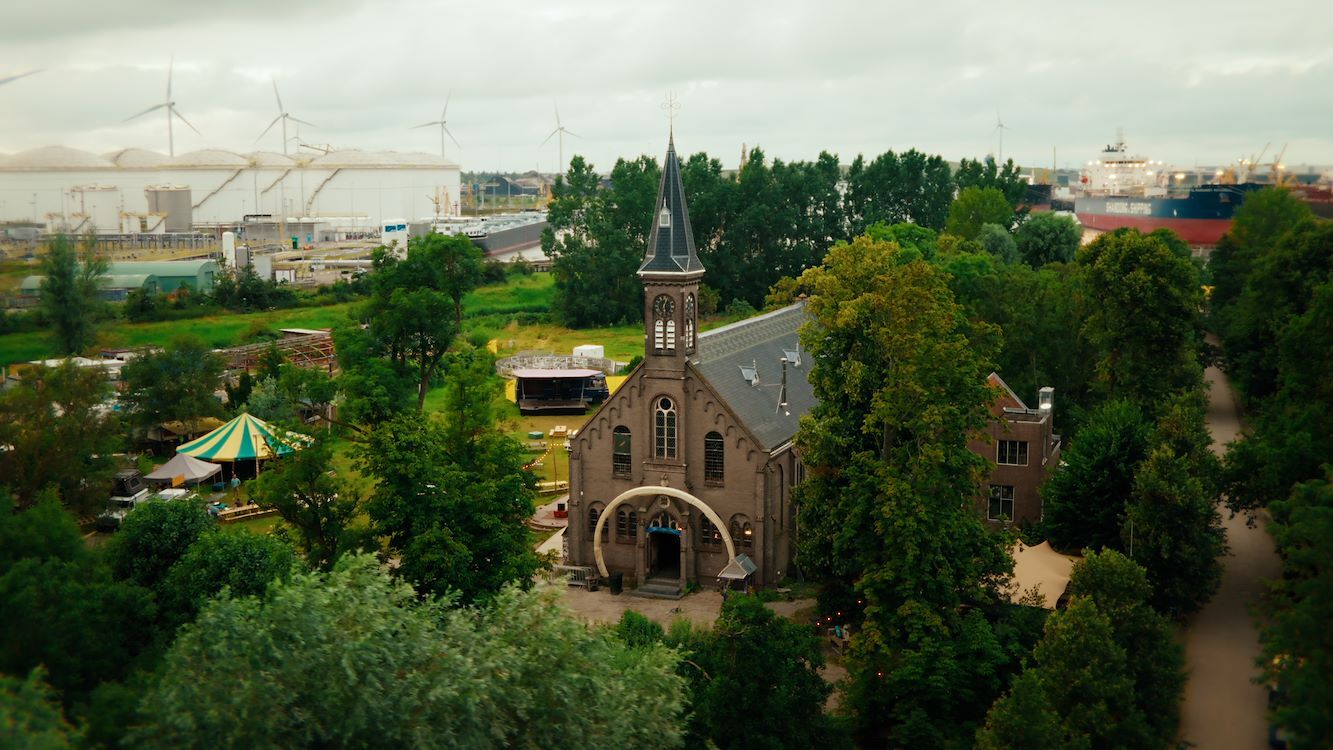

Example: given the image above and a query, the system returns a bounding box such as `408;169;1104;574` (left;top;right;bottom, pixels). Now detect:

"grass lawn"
0;303;359;366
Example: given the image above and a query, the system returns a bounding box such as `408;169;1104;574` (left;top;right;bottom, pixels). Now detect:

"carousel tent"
176;413;311;461
145;452;222;486
1007;541;1079;609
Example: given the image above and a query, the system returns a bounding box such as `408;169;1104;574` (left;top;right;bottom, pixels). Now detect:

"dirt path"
1178;361;1280;748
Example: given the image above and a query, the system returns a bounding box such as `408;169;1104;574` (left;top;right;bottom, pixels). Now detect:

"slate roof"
638;135;705;276
691;303;814;450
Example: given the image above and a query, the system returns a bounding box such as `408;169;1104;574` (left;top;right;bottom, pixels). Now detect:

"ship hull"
1075;184;1260;246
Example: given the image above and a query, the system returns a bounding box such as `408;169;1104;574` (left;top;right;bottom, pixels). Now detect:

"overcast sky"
3;0;1331;174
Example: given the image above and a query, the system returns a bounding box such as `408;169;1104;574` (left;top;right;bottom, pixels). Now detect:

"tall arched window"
612;426;632;478
654;398;677;459
700;516;722;547
704;431;724;484
588;503;606;540
654;320;665;353
649;511;679;531
665;320;676;352
730;515;754;550
616;509;638;542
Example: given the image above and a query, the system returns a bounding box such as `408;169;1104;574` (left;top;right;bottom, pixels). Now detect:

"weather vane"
661;92;681;133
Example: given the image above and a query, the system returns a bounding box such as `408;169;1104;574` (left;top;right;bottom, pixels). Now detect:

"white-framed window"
997;440;1029;466
654;397;677;459
988;485;1015;522
659;206;671;227
665;320;676;352
654;320;665;352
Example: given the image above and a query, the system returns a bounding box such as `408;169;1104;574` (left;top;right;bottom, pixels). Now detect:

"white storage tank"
145;185;193;233
69;185;121;233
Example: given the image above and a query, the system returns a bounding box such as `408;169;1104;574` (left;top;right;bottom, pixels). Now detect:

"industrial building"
17;259;219;304
0;146;461;235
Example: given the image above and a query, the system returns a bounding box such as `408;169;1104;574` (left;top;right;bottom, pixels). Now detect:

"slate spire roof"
638;134;705;276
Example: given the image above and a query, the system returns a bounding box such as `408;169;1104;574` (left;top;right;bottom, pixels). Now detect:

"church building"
566;135;813;596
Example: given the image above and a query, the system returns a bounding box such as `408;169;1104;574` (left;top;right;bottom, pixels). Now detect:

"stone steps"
633;578;684;600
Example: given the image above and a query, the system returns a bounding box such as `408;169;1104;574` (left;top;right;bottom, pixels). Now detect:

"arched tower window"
654;320;665;353
665;320;676;352
684;294;696;352
612;426;632;478
652;295;675;355
704;431;724;484
654;397;677;459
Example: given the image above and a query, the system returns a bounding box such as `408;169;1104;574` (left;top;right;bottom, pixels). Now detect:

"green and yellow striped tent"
176;413;312;462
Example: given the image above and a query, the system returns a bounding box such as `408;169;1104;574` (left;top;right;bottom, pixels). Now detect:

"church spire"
638;136;704;276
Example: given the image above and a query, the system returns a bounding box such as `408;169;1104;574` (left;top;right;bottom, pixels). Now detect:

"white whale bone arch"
592;485;736;578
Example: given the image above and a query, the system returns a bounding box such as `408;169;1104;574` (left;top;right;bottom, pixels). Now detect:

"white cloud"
2;0;1332;170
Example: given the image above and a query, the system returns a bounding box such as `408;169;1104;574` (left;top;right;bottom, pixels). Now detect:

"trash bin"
609;572;624;595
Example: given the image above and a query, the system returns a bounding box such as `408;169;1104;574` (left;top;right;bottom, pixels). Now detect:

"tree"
1066;550;1186;742
978;597;1151;749
159;530;295;626
0;361;122;515
0;498;156;705
546;155;662;326
976;222;1019;264
1015;211;1081;267
131;556;687;749
120;335;225;434
682;595;838;749
1260;475;1333;749
1211;186;1313;325
39;233;107;355
1041;400;1151;553
364;239;465;410
792;235;1012;746
954;157;1028;208
331;323;414;428
946;187;1014;241
420;232;484;323
1079;228;1203;410
0;669;81;750
104;499;214;590
250;441;365;572
361;348;538;602
844;148;955;234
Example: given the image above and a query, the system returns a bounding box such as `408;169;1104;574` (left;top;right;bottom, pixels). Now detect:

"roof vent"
739;361;759;386
782;348;801;367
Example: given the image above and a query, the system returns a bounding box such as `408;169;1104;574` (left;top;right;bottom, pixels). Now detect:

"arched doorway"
647;511;681;579
592;485;737;579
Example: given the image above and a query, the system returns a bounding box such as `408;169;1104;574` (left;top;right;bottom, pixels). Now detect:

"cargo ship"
1073;136;1260;246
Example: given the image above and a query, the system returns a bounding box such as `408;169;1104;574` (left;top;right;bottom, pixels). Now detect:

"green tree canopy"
1015;211;1081;267
0;669;81;750
104;499;214;590
39;233;107;355
131;556;687;749
0;362;122;515
158;530;295;627
976;222;1019;264
792;234;1012;746
250;440;365;571
1041;399;1151;553
120;335;225;433
1078;228;1204;410
360;348;538;603
946;187;1014;241
954;157;1028;208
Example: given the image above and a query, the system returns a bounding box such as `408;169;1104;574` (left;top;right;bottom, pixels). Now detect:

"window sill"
703;478;724;487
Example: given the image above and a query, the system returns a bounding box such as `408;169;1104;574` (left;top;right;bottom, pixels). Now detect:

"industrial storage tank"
145;185;192;233
68;185;121;233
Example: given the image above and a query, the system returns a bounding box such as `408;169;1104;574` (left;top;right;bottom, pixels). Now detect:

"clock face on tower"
653;294;675;319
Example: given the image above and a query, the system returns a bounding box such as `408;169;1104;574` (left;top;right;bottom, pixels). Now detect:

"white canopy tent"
144;452;222;487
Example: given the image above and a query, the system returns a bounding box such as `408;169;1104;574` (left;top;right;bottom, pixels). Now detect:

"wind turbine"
0;69;41;88
540;102;579;173
993;111;1011;165
256;79;316;156
412;93;461;159
123;57;199;158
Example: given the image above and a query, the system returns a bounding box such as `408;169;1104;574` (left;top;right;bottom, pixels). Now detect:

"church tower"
636;134;704;484
638;134;704;370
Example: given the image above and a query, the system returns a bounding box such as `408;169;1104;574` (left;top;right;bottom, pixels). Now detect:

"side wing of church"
566;135;812;594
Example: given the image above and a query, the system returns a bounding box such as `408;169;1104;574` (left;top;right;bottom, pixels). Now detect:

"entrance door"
648;530;681;579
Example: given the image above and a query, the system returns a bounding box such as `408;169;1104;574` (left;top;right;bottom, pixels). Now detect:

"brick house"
968;373;1061;526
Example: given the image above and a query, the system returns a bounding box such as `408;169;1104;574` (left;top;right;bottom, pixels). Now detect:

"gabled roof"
690;303;814;451
986;371;1027;417
638;135;704;276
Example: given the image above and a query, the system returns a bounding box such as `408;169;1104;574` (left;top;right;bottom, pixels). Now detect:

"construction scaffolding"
222;331;337;373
